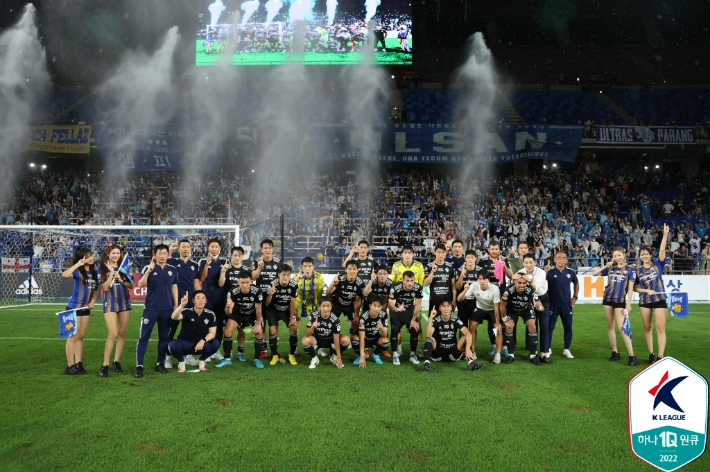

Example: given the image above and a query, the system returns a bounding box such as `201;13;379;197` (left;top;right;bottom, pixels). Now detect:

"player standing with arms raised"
198;238;228;360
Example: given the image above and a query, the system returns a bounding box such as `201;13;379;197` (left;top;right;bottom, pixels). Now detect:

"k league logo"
628;357;708;471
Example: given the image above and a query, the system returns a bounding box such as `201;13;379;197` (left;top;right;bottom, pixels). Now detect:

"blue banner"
595;126;695;144
313;123;583;163
94;125;220;172
57;309;78;339
668;292;689;318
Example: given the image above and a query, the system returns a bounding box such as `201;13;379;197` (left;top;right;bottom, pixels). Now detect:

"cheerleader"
634;224;670;363
592;247;638;366
98;245;133;377
61;247;99;375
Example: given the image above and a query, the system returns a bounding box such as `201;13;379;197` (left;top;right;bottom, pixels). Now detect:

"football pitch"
195;38;413;65
0;304;708;471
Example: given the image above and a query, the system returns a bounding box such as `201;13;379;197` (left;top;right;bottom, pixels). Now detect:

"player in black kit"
301;297;350;369
477;240;507;357
422;300;479;372
500;277;544;365
217;271;266;369
388;271;423;366
453;250;480;329
352;297;390;368
424;244;457;313
219;246;252;293
251;239;280;360
264;264;299;366
326;260;370;337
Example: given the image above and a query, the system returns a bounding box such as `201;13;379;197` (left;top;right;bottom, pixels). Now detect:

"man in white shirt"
457;271;502;364
513;254;550;362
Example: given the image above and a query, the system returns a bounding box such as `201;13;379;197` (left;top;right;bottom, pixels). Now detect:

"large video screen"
196;0;412;65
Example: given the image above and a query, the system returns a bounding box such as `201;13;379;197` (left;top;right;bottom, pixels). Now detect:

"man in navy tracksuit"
198;239;228;359
545;251;579;361
135;244;178;378
168;290;220;372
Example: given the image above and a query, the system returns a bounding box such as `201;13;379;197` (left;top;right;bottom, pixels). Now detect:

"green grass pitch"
195;38;412;65
0;304;708;471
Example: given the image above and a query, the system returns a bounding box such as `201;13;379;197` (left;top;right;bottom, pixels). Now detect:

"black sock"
237;345;245;354
526;331;538;355
504;332;514;353
373;344;382;355
410;328;418;354
269;334;278;355
424;337;433;362
351;338;360;353
223;336;233;359
289;334;298;356
379;341;390;355
304;344;316;358
254;339;265;359
390;332;399;354
340;343;348;354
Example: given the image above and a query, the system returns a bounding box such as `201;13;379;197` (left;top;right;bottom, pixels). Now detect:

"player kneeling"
422;300;480;372
168;290;220;372
301;297;349;369
500;277;544;365
352;297;390;368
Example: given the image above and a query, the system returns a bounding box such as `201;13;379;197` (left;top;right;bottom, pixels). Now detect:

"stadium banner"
93;126;220;172
595;126;695;144
26;125;92;154
2;257;30;273
313;124;583;163
577;275;708;303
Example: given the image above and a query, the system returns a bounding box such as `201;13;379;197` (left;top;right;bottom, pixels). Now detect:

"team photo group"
61;224;673;378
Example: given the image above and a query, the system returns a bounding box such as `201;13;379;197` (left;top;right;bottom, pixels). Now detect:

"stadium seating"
402;88;507;124
605;87;710;126
511;90;622;125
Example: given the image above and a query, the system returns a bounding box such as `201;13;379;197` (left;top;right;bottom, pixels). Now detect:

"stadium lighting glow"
543;165;547;169
644;166;648;170
576;78;579;81
391;75;395;79
655;165;660;169
251;169;255;173
41;165;47;169
552;163;557;167
29;163;35;167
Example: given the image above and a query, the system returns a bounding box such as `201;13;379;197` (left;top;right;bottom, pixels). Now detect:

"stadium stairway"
596;90;634;125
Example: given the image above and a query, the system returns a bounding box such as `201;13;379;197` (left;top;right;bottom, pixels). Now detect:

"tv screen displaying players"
196;0;412;66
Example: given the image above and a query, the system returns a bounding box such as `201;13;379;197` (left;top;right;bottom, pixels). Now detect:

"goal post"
0;224;239;307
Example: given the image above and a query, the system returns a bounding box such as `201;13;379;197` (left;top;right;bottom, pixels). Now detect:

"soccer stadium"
0;1;708;471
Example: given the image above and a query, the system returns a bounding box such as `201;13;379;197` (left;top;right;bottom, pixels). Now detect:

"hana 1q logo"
628;357;708;471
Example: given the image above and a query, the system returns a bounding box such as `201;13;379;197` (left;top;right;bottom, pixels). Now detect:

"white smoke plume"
0;4;50;203
98;27;180;201
289;0;314;23
240;0;260;24
365;0;381;21
264;0;284;25
326;0;338;25
454;32;498;185
208;0;226;25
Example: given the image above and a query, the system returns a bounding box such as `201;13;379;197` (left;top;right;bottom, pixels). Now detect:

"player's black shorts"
315;337;336;350
506;309;537;324
457;298;476;326
390;306;416;332
639;299;668;309
265;307;296;327
361;336;382;349
470;307;495;324
332;302;356;321
602;300;626;309
230;314;264;330
431;345;463;362
67;306;91;317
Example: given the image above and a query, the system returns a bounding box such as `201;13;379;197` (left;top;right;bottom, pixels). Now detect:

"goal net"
0;225;239;308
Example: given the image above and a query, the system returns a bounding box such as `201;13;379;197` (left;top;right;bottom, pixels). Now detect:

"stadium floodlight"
552;163;557;168
41;165;47;169
29;163;35;167
543;165;547;169
655;165;660;169
644;166;648;170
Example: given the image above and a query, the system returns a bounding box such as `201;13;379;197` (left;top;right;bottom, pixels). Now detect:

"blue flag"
622;312;633;342
57;309;78;339
118;254;132;278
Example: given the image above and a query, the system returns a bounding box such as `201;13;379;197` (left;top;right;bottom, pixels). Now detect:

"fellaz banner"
93;125;220;172
313;123;583;163
595;126;695;144
26;125;92;154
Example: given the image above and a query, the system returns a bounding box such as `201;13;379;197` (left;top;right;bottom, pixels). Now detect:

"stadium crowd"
4;164;710;273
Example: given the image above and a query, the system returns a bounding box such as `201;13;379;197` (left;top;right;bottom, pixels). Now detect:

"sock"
390;333;399;355
503;332;514;353
304;344;316;358
526;331;538;355
289;334;298;356
351;338;360;353
254;339;265;359
237;345;245;354
223;336;233;359
410;329;418;355
379;341;390;354
424;337;434;362
269;334;278;356
340;343;349;354
373;344;382;355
